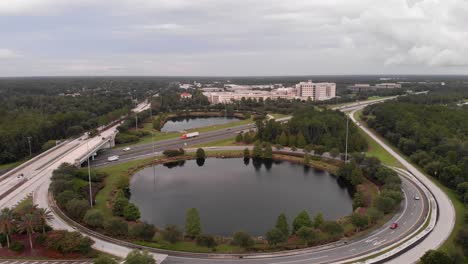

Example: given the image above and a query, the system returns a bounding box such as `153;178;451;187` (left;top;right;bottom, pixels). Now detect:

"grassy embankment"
354;109;465;253
117;116;254;148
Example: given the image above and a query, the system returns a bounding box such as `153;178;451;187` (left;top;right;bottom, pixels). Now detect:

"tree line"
363;98;468;263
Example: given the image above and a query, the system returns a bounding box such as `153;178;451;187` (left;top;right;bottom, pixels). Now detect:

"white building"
295;81;336;101
375;83;402;89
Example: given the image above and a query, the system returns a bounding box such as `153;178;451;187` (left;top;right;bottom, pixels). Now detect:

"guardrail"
351;168;438;264
0;139;69;182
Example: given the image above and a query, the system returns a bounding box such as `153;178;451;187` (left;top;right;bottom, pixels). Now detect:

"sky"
1;0;468;76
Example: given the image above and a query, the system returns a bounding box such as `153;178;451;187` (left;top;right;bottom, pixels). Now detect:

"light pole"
150;105;156;190
87;140;93;207
135;113;138;131
345;113;349;163
27;137;32;157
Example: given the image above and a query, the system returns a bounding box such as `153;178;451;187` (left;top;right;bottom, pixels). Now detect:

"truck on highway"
181;132;199;139
107;155;119;162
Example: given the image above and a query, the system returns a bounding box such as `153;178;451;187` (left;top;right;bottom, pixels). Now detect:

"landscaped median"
45;145;409;259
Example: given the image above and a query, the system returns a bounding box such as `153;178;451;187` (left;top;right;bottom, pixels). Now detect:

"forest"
363;94;468;261
255;108;368;153
0;78;159;164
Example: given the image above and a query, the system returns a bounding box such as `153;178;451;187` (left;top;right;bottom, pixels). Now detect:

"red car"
390;223;398;229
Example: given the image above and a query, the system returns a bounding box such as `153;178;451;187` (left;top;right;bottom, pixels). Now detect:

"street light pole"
345;113;349;163
87;140;93;207
27;136;32;157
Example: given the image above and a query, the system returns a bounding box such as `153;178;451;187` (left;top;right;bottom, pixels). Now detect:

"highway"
0;97;449;264
347;106;455;264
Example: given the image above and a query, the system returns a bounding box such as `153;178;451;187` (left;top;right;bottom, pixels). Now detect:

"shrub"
162;149;185;157
266;228;287;245
104;217;128;237
124;250;155;264
10;241;25;252
196;148;206;159
65;199;89;220
292;210;312;234
162;225;181;244
46;230;94;254
84;209;105;228
196;234;217;248
112;197;129;217
123;203;141;221
232;231;254;249
130;222;156;241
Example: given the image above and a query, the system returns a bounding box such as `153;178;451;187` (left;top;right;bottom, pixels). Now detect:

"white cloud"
1;0;468;75
0;49;19;59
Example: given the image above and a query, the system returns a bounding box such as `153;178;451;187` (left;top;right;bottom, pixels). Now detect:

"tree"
366;207;384;224
275;213;289;237
375;196;396;214
263;143;273;159
45;230;94;254
278;132;288;146
94;255;118;264
329;148;340;158
252;142;263;159
312;213;324;229
196;148;206;160
123;203;141;221
235;133;243;143
162;225;181;244
124;250;156;264
243;148;250;159
18;213;37;250
232;231;254;249
321;221;344;237
352;191;366;209
297;226;318;246
56;190;78;208
420;250;453;264
84;209;105;228
266;228;287;245
112;197;129;217
296;132;306;148
196;234;217;248
0;208;15;248
104;217;128;237
130;222;156;241
351;213;369;231
35;208;53;234
185;208;202;238
65;199;89;220
293;210;312;234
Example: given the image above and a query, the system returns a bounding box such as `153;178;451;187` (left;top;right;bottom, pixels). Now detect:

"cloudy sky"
1;0;467;76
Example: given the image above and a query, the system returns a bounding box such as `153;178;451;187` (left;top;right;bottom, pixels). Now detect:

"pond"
130;158;353;236
160;116;241;132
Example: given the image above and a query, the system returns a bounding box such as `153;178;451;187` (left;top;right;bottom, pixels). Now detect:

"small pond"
130;158;353;236
160;116;241;132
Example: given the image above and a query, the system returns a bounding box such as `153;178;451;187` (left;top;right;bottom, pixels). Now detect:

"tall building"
295;81;336;101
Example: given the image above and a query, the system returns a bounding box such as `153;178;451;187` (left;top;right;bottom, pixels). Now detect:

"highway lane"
348;107;455;264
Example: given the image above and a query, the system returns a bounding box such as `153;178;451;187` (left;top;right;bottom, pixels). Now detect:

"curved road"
347;106;455;264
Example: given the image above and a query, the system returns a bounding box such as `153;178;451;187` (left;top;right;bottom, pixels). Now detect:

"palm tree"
18;213;38;250
35;208;53;234
0;208;16;248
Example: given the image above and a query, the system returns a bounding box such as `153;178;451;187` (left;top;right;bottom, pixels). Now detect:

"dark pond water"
130;158;353;236
160;116;241;132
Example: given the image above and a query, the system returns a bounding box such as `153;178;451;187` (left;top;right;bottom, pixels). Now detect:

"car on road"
108;155;119;162
414;195;420;200
390;223;398;229
123;147;131;151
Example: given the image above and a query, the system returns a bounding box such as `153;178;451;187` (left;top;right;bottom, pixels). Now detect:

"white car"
414;195;420;200
123;147;131;151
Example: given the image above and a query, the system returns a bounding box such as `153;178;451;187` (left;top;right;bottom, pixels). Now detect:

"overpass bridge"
73;130;118;167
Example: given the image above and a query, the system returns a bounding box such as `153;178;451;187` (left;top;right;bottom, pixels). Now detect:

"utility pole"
135;113;138;131
27;137;32;157
345;113;349;163
150;104;157;190
87;140;93;207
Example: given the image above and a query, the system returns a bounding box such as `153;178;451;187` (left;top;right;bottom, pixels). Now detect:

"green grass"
192;137;237;148
95;158;153;217
136;240;242;253
0;160;25;170
118;117;253;148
